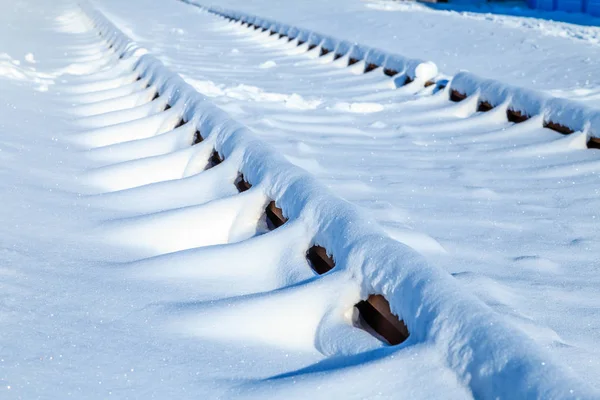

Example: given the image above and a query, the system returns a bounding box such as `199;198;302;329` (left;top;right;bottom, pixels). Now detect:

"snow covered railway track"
189;1;600;150
180;1;440;91
64;2;600;399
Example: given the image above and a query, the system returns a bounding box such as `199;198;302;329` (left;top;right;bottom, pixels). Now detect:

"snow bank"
81;2;599;399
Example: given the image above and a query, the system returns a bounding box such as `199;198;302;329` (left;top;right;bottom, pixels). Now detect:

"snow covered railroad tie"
62;2;600;399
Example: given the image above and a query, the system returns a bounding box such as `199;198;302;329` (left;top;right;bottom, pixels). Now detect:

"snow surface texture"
0;0;598;399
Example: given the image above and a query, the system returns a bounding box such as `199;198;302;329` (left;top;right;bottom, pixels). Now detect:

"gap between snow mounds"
188;0;600;150
76;2;599;399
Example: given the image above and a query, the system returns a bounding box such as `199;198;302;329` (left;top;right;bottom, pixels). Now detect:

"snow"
1;0;599;398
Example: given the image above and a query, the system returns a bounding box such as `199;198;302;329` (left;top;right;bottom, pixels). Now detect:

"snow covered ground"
1;0;599;398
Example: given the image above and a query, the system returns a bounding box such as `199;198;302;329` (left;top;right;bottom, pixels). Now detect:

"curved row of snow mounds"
189;0;600;143
80;2;598;399
451;72;600;140
180;0;439;86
